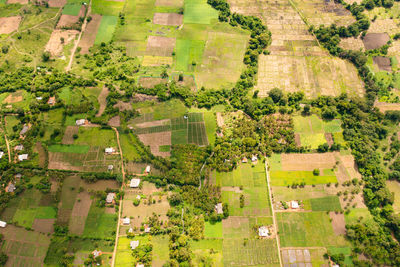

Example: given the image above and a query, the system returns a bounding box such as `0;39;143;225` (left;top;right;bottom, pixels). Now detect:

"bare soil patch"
3;93;22;103
114;100;133;111
139;77;168;88
146;36;176;57
153;13;183;26
281;153;336;171
79;14;102;54
329;212;346;235
45;29;78;56
216;112;224;127
62;126;79;144
47;0;67;7
138;131;171;157
373;56;391;72
81;180;119;190
362;33;390;50
174;75;196;90
7;0;28;3
339;37;365;51
155;0;183;6
108;115;120;127
134;93;158;101
374;101;400;112
324;133;333;146
32;218;55;234
96;86;109;117
57;15;80;29
339;154;361;179
222;216;249;230
294;133;301;147
69;192;92;235
136;119;170;128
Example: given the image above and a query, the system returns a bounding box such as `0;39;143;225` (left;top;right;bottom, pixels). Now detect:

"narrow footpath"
265;159;283;267
111;127;125;267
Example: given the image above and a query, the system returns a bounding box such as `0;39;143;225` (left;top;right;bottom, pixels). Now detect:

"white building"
15;145;24;151
18;154;28;161
258;226;269;237
251;155;258;162
36;96;43;100
20;125;29;135
105;147;115;154
75;119;86;126
0;221;6;228
215;203;223;214
145;165;151;173
291;200;299;209
108;165;114;171
130;178;140;188
130;240;139;250
0;151;4;159
106;193;116;204
123;217;130;225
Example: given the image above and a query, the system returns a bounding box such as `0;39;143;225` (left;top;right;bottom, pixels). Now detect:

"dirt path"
265;159;283;267
111;127;125;267
66;0;91;72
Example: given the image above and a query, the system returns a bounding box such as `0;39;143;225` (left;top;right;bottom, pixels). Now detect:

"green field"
310;196;342;211
95;15;118;44
191;239;223;267
183;0;218;24
74;127;117;147
204;221;223;238
62;3;82;16
48;144;90;154
277;212;348;247
91;0;124;16
83;204;117;238
175;39;205;71
270;170;337;186
387;180;400;213
344;208;374;224
216;162;265;187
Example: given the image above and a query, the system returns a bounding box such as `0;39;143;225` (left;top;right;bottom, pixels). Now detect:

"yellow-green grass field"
216;162;265;187
191;239;223;267
270;170;337;186
387;180;400;213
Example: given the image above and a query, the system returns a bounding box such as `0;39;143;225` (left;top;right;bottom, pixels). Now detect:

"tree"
42;51;51;62
0;252;7;265
268;88;283;103
313;169;320;176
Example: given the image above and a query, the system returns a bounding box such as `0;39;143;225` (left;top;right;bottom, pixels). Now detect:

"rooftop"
130;178;141;188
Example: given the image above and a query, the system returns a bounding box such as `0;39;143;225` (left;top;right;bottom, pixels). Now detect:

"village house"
106;193;116;204
15;145;24;151
215;203;223;214
0;221;6;228
92;250;102;258
144;226;151;233
123;217;130;225
18;154;28;161
145;165;151;173
108;165;113;171
47;96;56;106
6;183;16;193
36;96;43;100
75;119;86;126
251;155;258;162
105;147;115;154
136;264;144;267
130;178;140;188
0;151;4;159
258;226;269;237
242;157;248;163
290;200;299;209
130;240;139;250
20;125;29;136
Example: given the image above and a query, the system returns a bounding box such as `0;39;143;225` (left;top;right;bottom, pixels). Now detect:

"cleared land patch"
362;33;390;50
79;14;102;53
0;16;21;34
146;36;176;57
47;0;67;7
280;153;336;171
45;30;79;56
153;12;183;26
94;15;118;44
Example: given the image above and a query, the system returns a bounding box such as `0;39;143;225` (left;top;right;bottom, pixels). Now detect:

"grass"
153;99;187;120
83;203;117;238
222;187;271;216
277;212;348;247
152;235;169;266
191;239;223;267
95;15;118;44
175;39;205;71
203;111;217;146
159;145;171;152
204;221;223;238
120;133;142;161
270;170;337;186
183;0;218;24
5;115;19;134
62;3;82;16
387;180;400;213
310;196;342;211
344;208;374;224
74;127;117;147
269;154;282;171
91;0;124;16
48;144;90;154
0;3;21;17
216;162;265;187
171;129;188;144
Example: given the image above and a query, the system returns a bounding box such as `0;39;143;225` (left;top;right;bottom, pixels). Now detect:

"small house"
215;203;223;214
128;228;133;233
144;227;151;233
108;165;114;171
136;195;141;200
105;147;115;154
15;173;22;179
137;264;144;267
123;217;130;225
290;200;299;209
36;96;43;100
258;226;269;237
130;178;140;188
47;96;56;106
130;240;139;250
15;145;24;151
92;250;102;258
20;125;29;136
145;165;151;173
106;193;116;204
6;183;16;193
75;119;86;126
0;221;6;228
251;155;258;162
241;157;248;163
0;151;4;159
18;154;28;161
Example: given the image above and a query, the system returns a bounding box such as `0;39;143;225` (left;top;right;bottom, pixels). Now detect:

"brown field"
136;119;169;128
339;154;361;179
281;153;336;171
57;15;80;29
373;56;391;71
155;0;183;6
108;115;120;127
79;14;102;54
374;101;400;112
62;126;79;144
7;0;28;3
339;37;365;51
48;152;85;171
81;179;120;190
69;191;92;235
45;29;79;56
222;216;249;237
3;92;23;103
0;16;21;34
32;218;55;234
35;142;46;168
114;100;133;111
325;133;333;146
47;0;67;7
362;33;390;50
139;77;168;88
134;93;158;102
329;212;346;235
294;133;301;147
138;131;171;157
173;75;196;90
368;19;399;36
0;225;51;267
96;86;109;117
153;13;183;26
146;36;176;57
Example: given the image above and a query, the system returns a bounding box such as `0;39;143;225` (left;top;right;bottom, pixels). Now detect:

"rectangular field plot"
270;170;336;186
184;0;218;24
190;239;223;267
256;54;364;99
188;122;208;145
223;238;280;266
94;15;117;44
281;248;329;266
175;39;205;71
277;212;348;247
222;187;271;216
310;196;342;211
217;162;265;187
